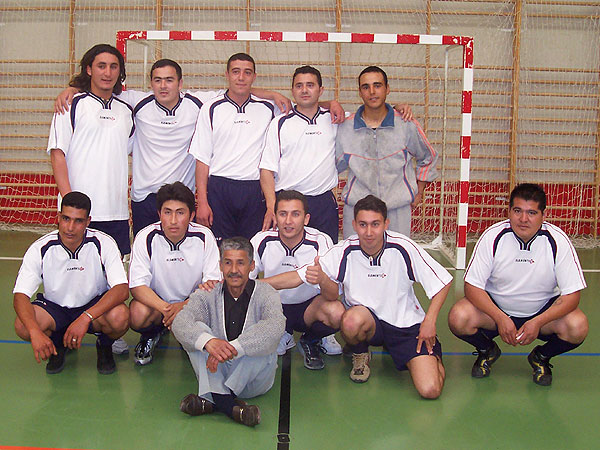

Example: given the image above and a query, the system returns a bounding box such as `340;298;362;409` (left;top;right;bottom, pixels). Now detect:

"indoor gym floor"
1;230;599;450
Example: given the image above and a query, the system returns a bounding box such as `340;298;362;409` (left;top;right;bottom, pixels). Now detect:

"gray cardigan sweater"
172;280;285;358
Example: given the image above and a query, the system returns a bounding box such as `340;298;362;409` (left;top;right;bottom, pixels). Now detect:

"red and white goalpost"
116;30;473;269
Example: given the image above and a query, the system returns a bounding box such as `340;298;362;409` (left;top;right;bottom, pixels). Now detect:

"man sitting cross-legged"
13;191;129;374
172;237;285;427
128;182;221;365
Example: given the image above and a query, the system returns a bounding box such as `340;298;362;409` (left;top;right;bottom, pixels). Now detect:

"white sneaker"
112;337;129;355
319;334;342;355
277;332;296;356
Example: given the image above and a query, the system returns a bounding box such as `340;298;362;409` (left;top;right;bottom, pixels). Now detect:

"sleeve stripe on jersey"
337;244;362;282
545;222;587;286
184;92;203;109
257;235;280;259
465;220;508;275
537;229;558;262
385;242;415;281
492;228;513;257
70;94;86;130
133;94;155;116
208;97;229;130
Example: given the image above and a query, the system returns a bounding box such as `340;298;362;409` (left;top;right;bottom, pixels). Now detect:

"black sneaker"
179;394;214;416
527;346;553;386
297;336;325;370
471;341;501;378
134;333;161;366
96;338;116;374
46;345;67;374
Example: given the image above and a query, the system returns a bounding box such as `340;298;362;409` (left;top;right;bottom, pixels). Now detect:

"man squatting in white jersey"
128;182;221;366
448;183;588;386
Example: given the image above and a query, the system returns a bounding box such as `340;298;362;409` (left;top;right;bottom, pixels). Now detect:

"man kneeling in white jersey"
448;183;588;386
266;195;452;398
13;192;129;374
128;182;221;365
251;190;345;370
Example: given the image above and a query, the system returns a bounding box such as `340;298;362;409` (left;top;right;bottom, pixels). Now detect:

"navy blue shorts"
367;309;443;371
207;175;265;241
89;219;131;256
282;297;315;334
131;193;159;237
482;294;559;342
32;293;103;333
304;190;340;244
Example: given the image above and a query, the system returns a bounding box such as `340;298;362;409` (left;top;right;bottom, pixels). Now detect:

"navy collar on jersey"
224;90;252;113
154;94;183;116
359;231;387;266
493;224;557;261
87;91;114;109
354;103;395;130
292;105;325;125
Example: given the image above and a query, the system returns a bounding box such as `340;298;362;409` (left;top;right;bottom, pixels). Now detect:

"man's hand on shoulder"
197;279;220;292
272;92;292;114
262;208;276;231
329;100;345;124
54;86;79;114
393;103;413;121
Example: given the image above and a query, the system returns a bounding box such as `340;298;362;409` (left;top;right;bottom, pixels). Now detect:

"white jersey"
250;227;333;305
464;220;586;317
118;89;223;202
129;221;221;303
298;230;452;328
260;106;338;196
189;92;279;180
47;92;134;221
13;229;127;308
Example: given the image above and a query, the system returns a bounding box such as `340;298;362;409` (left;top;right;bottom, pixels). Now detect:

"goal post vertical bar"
116;30;473;268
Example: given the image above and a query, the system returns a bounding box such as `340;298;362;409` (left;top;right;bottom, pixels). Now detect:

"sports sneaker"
96;338;116;375
179;394;214;416
46;345;67;374
298;336;325;370
134;333;161;366
232;404;261;427
277;332;296;356
350;351;371;383
112;337;129;355
528;346;553;386
471;340;501;378
319;334;343;355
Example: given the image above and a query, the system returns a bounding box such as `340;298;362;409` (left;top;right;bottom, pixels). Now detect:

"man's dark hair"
292;65;322;87
358;65;388;87
227;52;255;72
156;182;196;214
61;191;91;217
353;194;388;220
69;44;126;95
220;236;254;263
509;183;547;212
275;190;309;214
150;58;182;80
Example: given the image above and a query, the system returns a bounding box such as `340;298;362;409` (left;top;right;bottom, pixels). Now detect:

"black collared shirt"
223;279;255;341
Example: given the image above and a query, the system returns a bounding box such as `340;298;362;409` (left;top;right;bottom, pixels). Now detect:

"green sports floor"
1;230;599;450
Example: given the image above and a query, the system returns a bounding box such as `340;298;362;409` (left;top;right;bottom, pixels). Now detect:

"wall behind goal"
1;0;599;242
